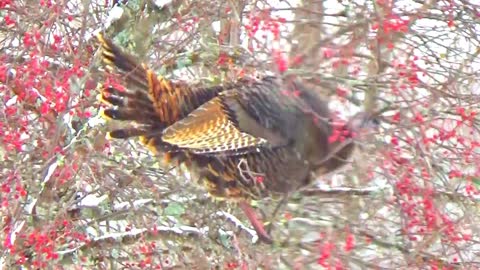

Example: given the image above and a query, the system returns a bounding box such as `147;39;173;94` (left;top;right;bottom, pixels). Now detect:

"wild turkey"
96;34;377;243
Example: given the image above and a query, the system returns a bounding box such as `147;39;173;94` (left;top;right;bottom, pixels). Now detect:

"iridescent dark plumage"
96;34;376;242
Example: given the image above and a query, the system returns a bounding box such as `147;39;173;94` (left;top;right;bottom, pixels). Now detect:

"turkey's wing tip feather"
105;132;113;140
99;108;112;120
100;108;145;122
96;32;106;44
107;129;146;139
100;108;120;120
138;136;159;155
97;91;124;106
96;33;116;61
96;33;147;75
96;93;106;103
96;33;117;56
102;108;159;124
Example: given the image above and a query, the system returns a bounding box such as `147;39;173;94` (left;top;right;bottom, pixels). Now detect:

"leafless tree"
1;0;480;269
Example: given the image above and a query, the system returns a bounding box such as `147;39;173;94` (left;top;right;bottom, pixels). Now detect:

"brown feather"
162;96;268;154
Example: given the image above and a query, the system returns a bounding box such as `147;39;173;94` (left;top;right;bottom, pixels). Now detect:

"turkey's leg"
239;201;273;244
266;195;289;234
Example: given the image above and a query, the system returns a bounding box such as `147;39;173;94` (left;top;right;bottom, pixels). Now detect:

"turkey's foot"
265;195;289;235
239;201;273;244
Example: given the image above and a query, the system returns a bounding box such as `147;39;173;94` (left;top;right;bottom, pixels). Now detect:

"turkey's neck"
316;124;356;175
323;140;355;174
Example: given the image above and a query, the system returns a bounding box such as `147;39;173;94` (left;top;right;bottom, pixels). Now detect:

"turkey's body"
96;34;364;242
170;77;333;200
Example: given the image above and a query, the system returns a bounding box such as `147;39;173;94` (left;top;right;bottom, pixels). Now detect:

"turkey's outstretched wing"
162;91;289;154
96;34;321;158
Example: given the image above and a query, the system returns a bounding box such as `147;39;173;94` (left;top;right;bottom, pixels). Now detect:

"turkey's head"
311;110;380;175
346;111;380;136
